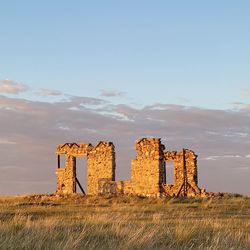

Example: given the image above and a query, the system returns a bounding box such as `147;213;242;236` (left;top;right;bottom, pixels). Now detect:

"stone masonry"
163;149;203;197
55;138;206;197
56;142;115;195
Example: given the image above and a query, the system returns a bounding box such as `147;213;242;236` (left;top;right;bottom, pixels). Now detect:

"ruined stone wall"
185;150;202;196
98;179;133;195
55;143;92;194
163;149;202;197
185;150;198;185
55;142;115;195
56;154;76;194
116;180;134;194
55;138;206;197
130;138;165;197
87;142;115;195
164;150;185;196
96;138;165;197
55;169;65;193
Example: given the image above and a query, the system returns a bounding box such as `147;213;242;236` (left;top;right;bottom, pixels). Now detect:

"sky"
0;1;249;195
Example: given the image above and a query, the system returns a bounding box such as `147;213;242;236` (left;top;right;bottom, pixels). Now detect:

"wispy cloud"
204;154;250;161
100;90;125;97
234;103;250;111
0;139;17;145
36;89;62;97
0;95;30;110
204;155;242;161
0;79;29;94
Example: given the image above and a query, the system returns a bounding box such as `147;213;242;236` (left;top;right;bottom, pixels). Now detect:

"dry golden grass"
0;194;249;249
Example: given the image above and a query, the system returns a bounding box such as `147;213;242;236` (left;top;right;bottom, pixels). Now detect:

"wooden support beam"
176;182;184;197
57;155;60;169
76;177;86;195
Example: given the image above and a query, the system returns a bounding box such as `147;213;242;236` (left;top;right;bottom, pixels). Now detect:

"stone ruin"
55;138;207;197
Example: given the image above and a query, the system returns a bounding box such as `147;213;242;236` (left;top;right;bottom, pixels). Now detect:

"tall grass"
0;195;249;249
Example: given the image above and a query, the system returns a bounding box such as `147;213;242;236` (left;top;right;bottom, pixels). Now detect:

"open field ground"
0;195;249;249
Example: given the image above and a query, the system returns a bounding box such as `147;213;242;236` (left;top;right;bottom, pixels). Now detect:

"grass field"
0;194;249;249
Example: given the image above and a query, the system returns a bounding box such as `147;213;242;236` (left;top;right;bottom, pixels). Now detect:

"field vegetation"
0;194;249;249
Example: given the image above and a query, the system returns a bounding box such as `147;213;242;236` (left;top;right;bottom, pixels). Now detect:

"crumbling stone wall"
163;149;203;197
87;142;115;195
56;154;76;194
130;138;165;197
56;143;91;194
55;138;206;197
55;142;115;195
97;179;134;195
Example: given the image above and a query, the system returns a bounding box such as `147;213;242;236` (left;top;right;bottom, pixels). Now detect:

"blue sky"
1;1;249;108
0;1;250;195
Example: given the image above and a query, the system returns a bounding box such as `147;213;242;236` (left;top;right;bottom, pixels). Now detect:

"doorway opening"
165;161;174;185
75;157;87;194
58;154;66;168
